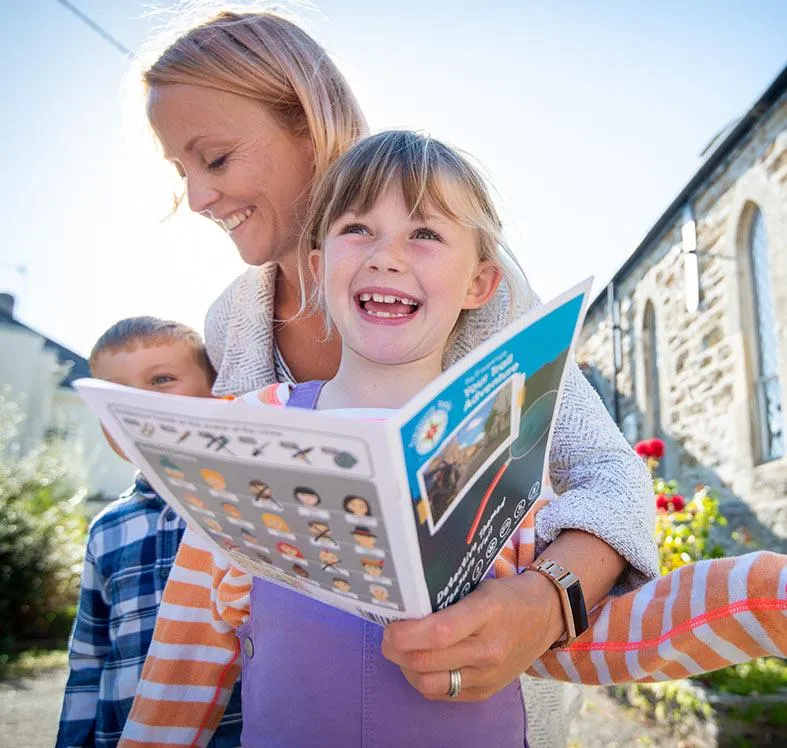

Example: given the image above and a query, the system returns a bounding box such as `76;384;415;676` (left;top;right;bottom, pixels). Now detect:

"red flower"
656;493;685;512
635;441;652;457
656;494;670;511
648;438;665;459
670;495;685;511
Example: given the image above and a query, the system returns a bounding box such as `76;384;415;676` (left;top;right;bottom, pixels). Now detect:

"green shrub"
0;394;87;651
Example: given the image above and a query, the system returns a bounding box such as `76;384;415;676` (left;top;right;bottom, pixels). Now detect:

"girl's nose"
365;237;407;273
186;173;221;214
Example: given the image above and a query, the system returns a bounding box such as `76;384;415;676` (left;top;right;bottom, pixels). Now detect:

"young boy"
56;317;242;748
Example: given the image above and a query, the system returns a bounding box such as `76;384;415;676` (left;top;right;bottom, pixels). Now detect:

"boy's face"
92;341;213;398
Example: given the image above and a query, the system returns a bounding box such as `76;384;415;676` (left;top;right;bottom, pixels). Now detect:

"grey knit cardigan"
203;263;659;747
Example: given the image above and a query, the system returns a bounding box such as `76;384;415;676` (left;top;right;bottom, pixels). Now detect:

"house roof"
588;64;787;317
0;305;90;387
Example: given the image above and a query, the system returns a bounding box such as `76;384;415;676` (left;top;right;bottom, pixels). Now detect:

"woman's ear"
308;249;323;281
463;261;502;310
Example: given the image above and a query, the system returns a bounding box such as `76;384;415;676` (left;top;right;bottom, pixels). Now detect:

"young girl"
120;132;786;747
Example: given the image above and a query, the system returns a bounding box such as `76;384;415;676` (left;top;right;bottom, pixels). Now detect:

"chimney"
0;293;15;318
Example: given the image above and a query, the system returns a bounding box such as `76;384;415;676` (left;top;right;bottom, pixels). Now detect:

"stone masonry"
577;86;787;546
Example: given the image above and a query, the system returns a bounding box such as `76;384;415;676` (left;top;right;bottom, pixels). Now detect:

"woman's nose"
186;173;221;214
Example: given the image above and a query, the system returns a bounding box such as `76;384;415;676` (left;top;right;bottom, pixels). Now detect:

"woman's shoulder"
205;266;272;330
204;265;278;392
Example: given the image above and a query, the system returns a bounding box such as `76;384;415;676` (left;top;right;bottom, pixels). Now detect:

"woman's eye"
207;154;228;170
412;227;441;241
340;223;371;236
151;375;176;386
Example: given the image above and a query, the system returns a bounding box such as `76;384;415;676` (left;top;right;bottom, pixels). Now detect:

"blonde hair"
141;8;367;188
303;130;528;338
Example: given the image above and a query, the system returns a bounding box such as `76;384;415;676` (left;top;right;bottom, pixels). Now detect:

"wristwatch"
526;558;588;648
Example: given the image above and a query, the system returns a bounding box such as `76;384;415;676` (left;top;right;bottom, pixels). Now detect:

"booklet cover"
76;279;591;625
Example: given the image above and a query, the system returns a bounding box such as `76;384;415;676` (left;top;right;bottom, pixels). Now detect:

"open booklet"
76;279;592;625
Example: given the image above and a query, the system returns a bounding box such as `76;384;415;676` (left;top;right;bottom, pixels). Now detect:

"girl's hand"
381;572;563;701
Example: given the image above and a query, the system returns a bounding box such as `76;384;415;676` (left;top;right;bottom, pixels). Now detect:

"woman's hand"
381;571;563;701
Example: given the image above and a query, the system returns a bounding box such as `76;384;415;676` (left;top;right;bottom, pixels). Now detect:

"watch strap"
527;557;589;648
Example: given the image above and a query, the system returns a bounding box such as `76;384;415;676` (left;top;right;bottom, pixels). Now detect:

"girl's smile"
355;286;421;324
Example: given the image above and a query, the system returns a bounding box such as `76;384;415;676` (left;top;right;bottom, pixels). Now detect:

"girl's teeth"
360;292;418;305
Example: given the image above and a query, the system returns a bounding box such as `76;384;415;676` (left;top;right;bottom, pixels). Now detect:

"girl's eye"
412;227;442;241
151;375;176;386
340;223;371;236
207;154;229;170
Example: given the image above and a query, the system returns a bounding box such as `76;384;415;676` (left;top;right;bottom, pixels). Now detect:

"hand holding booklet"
76;280;592;625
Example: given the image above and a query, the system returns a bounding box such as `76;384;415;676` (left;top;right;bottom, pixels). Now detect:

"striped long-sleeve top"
119;490;787;748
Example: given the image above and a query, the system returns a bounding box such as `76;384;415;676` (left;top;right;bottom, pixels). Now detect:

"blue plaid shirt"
56;475;243;747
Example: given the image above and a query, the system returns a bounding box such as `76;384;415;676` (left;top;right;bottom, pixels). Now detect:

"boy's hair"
89;316;216;384
301;129;529;337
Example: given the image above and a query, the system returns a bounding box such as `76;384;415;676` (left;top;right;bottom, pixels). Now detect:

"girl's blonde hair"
141;9;367;184
303;130;528;337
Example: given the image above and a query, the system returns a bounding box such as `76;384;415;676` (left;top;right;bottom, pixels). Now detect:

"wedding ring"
446;668;462;699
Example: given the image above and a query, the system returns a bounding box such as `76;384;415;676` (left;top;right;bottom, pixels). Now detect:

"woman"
129;9;658;747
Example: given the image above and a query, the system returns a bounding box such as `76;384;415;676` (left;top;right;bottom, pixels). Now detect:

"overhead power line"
55;0;132;57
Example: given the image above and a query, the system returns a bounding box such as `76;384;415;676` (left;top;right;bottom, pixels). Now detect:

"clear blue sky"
1;0;785;357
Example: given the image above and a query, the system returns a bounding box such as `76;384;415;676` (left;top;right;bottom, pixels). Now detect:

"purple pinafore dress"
236;381;528;747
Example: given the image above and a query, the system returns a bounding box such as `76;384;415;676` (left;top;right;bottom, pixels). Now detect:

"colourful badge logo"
414;407;449;455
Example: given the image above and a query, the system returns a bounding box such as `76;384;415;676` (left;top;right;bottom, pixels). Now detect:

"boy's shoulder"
87;477;174;543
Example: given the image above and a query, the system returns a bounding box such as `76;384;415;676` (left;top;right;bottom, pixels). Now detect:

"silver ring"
447;668;462;699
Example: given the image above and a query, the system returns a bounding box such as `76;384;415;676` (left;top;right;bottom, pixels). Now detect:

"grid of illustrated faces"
133;436;403;611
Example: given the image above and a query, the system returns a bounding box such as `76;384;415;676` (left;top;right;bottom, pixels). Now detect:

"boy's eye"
151;375;176;386
207;154;229;170
339;223;371;236
412;227;442;241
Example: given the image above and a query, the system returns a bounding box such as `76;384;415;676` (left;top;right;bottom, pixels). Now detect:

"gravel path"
0;667;68;748
0;668;715;747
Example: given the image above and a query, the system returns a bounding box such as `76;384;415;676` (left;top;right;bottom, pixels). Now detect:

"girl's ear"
463;261;502;310
308;249;323;281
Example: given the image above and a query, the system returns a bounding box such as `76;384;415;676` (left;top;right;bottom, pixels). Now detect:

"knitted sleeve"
538;363;659;591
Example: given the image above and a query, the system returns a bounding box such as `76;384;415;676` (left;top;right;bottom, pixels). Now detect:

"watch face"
566;579;588;636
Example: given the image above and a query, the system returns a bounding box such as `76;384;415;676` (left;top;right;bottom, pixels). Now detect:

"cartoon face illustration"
343;495;371;517
361;558;384;577
294;486;321;507
262;513;291;533
249;480;272;503
308;521;332;539
332;578;351;593
200;468;226;491
221;502;242;519
351;527;378;549
184;494;207;510
241;530;257;544
318;549;340;567
203;518;224;533
277;542;303;559
369;584;389;602
291;564;310;578
161;457;185;480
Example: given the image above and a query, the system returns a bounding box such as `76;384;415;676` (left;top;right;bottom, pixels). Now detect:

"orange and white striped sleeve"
528;550;787;684
120;527;252;747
